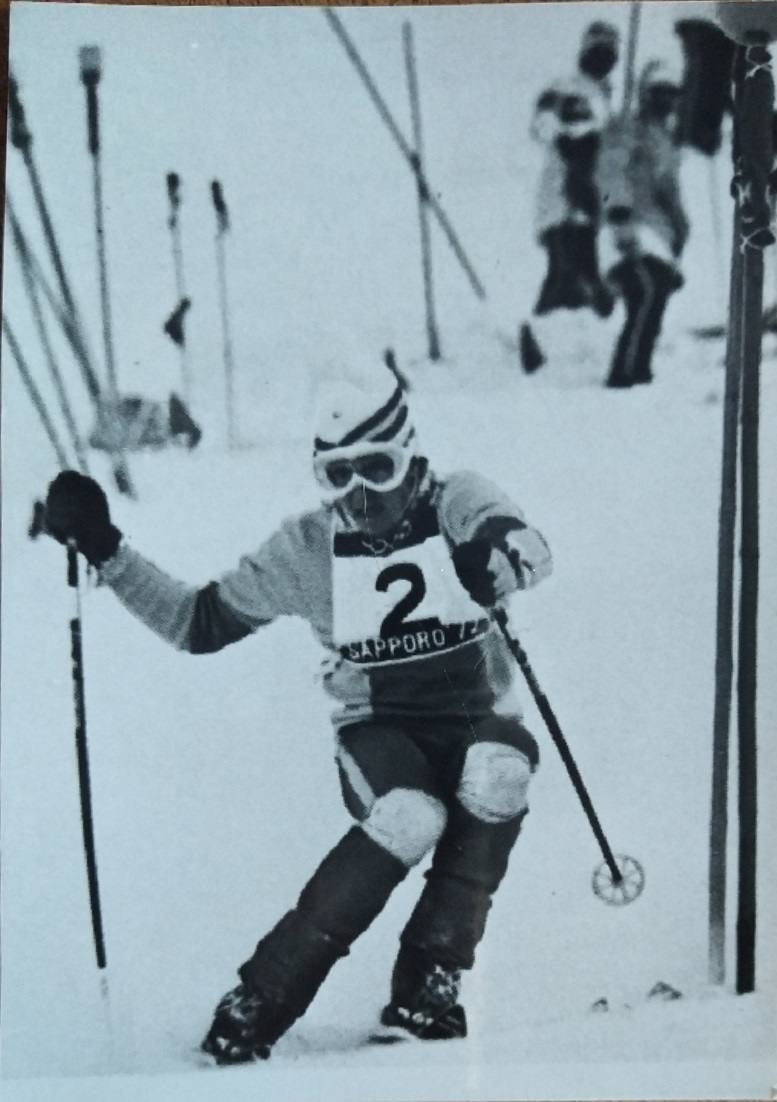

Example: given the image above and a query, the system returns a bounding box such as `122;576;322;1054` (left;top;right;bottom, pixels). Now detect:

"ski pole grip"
79;45;102;84
80;47;102;154
67;540;79;588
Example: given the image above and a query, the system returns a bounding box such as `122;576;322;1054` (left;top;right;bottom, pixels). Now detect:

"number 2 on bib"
376;562;426;637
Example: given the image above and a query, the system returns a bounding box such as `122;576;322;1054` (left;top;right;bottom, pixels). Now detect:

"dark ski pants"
535;223;613;319
239;713;538;1023
606;254;682;387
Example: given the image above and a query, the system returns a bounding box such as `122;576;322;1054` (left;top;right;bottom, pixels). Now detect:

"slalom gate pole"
2;315;70;469
729;36;773;996
7;201;90;474
621;1;642;118
708;208;744;988
80;47;120;401
8;209;89;357
324;8;486;301
492;608;623;885
402;22;441;362
9;71;135;498
211;180;238;450
8;74;101;400
166;172;193;405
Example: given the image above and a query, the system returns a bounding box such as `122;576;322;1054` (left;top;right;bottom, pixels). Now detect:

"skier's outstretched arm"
441;470;552;608
44;471;303;653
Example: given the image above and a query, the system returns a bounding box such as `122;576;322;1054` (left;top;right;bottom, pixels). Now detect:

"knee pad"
362;789;447;868
457;742;532;823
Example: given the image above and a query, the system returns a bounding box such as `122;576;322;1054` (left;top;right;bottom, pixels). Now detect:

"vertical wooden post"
708;210;743;987
728;38;773;996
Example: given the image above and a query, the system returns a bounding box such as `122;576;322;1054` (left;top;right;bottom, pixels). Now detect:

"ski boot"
379;960;467;1041
200;982;295;1065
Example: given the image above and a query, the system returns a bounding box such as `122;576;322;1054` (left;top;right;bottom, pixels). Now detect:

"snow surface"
2;3;776;1100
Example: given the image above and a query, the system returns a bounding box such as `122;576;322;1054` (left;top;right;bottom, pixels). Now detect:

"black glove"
452;539;503;608
44;471;122;566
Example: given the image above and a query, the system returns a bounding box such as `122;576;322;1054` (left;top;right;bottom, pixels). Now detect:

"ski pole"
211;180;238;450
165;172;193;404
7;201;90;474
402;22;441;362
80;46;120;401
66;540;109;980
492;607;644;905
323;8;486;301
2;315;70;470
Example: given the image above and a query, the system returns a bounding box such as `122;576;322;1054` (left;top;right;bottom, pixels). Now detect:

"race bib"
332;504;490;666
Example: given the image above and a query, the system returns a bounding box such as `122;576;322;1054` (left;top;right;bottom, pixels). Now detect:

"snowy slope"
2;3;776;1101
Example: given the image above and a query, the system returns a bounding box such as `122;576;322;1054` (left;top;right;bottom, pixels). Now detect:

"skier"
597;60;689;387
43;363;553;1064
519;21;619;373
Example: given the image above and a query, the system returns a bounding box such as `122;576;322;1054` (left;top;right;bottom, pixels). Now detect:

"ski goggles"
313;440;413;498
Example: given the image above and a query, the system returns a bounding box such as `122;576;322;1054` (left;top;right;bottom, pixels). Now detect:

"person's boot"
201;983;297;1064
378;945;467;1041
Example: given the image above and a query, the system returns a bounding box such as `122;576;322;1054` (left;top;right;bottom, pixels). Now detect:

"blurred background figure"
519;21;620;373
597;59;689;388
89;392;201;452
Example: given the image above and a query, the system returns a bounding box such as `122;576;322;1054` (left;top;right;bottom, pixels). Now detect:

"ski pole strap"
492;608;623;884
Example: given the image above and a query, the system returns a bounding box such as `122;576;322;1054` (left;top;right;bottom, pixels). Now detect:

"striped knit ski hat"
313;373;416;458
